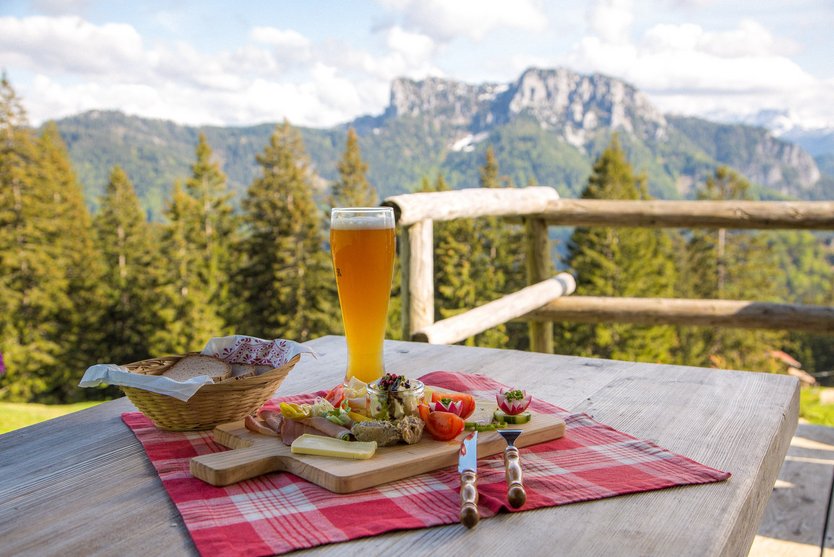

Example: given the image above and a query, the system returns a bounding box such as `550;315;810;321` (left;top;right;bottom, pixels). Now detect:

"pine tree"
36;123;106;401
678;167;785;371
556;135;678;362
769;230;834;373
0;74;68;400
238;121;338;341
0;76;107;401
330;128;378;208
433;173;481;346
472;146;526;348
95;166;158;366
151;181;225;355
184;133;236;321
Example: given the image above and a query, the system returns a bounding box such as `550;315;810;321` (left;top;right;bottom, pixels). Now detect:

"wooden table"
0;336;798;556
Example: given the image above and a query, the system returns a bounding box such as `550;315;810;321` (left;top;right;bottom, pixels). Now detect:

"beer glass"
330;207;396;384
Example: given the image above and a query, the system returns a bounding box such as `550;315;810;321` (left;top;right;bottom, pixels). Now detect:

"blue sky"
2;0;833;131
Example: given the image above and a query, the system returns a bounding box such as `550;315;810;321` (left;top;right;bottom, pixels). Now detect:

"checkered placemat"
122;371;730;556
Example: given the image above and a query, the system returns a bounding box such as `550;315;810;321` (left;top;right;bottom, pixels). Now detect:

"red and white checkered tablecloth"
122;371;730;556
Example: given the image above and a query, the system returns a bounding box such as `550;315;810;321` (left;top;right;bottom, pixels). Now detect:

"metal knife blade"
458;430;479;528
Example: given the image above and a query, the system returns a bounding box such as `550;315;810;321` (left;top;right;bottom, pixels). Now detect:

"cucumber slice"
464;421;501;431
493;410;532;424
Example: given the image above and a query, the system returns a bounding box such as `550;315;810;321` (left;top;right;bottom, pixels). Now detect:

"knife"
458;430;479;528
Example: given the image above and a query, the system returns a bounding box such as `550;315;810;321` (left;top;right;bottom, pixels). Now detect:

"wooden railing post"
400;219;434;341
414;274;575;345
525;217;553;353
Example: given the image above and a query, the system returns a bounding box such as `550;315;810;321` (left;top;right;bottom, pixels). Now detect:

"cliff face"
387;77;508;127
750;138;820;190
388;68;667;148
504;68;668;147
386;67;820;194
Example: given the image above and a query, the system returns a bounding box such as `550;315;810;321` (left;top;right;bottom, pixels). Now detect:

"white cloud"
385;26;436;67
567;1;832;127
589;0;633;44
378;0;547;42
30;0;90;16
251;27;311;50
5;4;834;131
313;26;441;84
2;14;433;127
642;19;799;59
0;15;144;76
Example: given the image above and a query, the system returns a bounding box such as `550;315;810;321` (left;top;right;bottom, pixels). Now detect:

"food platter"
190;397;565;492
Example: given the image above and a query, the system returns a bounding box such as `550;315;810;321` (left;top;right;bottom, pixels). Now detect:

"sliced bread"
162;355;232;383
226;363;277;381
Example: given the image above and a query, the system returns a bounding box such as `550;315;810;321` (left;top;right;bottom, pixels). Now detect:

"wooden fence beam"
538;199;834;230
413;273;576;345
528;296;834;333
384;186;559;226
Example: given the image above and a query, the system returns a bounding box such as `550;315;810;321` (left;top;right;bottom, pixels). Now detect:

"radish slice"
496;388;532;415
429;398;464;416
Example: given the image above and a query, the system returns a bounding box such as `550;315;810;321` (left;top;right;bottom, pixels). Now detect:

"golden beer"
330;208;396;384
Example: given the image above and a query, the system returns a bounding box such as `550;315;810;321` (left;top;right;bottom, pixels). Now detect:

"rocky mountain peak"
387;76;508;126
507;67;668;146
386;68;668;149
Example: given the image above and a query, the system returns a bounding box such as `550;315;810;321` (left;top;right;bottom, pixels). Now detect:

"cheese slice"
290;434;377;459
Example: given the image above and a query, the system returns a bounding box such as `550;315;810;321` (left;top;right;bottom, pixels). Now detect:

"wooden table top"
0;336;799;557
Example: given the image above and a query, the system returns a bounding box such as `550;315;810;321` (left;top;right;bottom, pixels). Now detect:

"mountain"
51;67;833;220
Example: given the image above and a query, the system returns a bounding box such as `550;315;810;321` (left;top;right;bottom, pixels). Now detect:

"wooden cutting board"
190;398;565;493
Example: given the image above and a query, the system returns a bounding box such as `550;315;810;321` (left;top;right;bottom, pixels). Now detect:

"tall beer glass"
330;207;396;384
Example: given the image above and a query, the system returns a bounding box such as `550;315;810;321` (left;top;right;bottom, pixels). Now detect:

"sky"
1;0;833;132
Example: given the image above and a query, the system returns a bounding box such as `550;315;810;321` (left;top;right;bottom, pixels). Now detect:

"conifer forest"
2;76;833;404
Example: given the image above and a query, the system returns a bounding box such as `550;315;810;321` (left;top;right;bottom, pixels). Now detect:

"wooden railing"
382;187;834;353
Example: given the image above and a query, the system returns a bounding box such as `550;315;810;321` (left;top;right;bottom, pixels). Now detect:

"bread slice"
230;363;258;380
163;355;232;383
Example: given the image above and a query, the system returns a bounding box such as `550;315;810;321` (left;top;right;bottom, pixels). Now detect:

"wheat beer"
330;207;396;384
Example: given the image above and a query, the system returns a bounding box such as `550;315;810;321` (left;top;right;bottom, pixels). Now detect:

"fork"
497;429;526;508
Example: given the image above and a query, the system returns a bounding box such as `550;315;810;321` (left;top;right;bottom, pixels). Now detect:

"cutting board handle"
190;446;284;486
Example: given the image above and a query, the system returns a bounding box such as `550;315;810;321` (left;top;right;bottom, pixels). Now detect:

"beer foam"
331;211;394;230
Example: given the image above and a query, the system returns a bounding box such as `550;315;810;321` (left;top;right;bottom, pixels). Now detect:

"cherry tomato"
417;403;431;423
425;411;465;441
431;392;476;420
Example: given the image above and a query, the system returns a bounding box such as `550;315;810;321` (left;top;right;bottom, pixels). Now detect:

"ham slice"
244;415;278;437
300;417;351;440
258;410;284;434
280;419;320;445
252;409;353;445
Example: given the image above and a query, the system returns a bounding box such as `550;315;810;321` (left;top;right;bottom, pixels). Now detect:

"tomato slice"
425;411;465;441
431;392;476;420
417;403;431;423
324;384;345;408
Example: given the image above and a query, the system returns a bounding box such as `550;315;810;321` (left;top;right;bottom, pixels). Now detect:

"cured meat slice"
280;418;320;445
300;417;352;440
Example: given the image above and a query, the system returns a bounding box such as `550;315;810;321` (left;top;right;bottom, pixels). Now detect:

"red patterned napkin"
122;371;730;557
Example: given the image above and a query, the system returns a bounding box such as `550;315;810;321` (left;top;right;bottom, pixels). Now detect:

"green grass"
0;401;103;434
800;387;834;427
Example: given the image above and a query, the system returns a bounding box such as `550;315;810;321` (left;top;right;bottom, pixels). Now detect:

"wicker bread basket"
121;353;299;431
